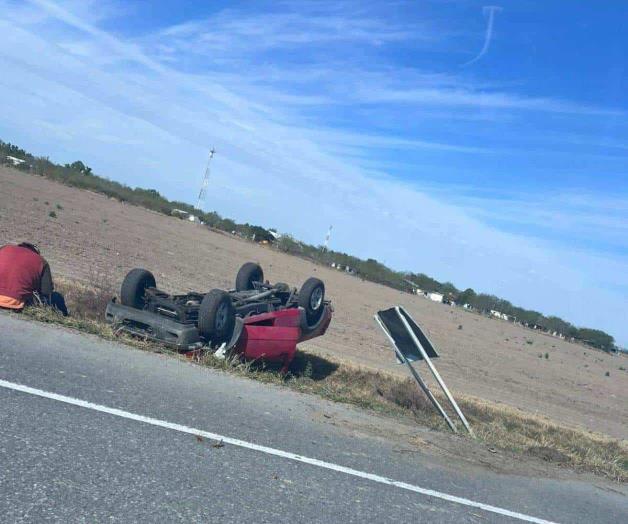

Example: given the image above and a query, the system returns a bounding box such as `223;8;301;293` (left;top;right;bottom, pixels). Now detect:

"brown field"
1;167;626;439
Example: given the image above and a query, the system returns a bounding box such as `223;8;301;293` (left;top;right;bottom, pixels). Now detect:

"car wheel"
199;289;235;345
235;262;264;291
120;268;156;309
298;277;325;327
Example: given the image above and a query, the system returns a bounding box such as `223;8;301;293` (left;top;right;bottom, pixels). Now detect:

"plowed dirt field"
1;167;626;438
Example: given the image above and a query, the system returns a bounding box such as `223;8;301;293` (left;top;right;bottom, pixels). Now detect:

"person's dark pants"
41;292;69;316
3;292;68;316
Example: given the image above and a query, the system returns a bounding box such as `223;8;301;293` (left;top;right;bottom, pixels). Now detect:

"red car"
105;262;332;372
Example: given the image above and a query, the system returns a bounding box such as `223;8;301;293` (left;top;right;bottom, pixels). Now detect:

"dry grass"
20;277;628;482
457;397;627;481
54;275;115;322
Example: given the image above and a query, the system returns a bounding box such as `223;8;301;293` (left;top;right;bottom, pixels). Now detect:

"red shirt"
0;245;46;308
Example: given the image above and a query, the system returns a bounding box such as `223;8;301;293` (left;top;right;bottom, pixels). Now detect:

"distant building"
6;156;25;166
171;209;200;223
330;262;356;275
490;310;509;321
171;208;190;218
427;292;443;303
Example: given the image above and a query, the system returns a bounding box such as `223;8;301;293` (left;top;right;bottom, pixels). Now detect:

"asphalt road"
0;313;626;523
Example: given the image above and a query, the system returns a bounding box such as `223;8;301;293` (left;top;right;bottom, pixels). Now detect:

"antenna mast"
195;148;215;210
324;225;333;251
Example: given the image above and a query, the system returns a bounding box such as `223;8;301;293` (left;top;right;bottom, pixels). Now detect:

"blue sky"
0;1;626;343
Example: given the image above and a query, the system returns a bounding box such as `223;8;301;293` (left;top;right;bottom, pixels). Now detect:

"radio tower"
195;148;215;210
323;225;333;251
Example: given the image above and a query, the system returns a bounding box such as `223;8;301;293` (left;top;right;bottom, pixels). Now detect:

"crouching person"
0;242;68;316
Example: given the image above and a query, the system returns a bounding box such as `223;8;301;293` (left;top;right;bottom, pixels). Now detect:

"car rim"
216;302;228;331
310;287;323;311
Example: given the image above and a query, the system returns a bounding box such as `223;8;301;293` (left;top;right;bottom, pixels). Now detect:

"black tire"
235;262;264;291
120;268;156;309
198;289;235;345
298;277;325;328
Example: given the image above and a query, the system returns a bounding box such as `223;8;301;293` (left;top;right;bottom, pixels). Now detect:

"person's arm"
40;261;54;299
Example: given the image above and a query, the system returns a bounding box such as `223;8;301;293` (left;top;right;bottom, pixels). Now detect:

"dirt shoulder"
1;166;626;439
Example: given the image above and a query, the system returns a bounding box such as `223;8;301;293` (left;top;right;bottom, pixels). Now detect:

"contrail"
463;6;502;66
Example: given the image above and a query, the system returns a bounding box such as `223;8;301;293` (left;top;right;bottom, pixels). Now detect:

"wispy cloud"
137;7;621;118
445;190;628;253
157;9;422;53
462;5;502;67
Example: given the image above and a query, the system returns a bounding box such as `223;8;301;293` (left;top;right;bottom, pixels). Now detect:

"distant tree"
458;288;476;305
65;160;92;175
543;316;572;335
408;273;440;292
470;293;498;312
277;235;302;253
202;211;223;228
237;223;274;242
513;308;543;325
439;281;459;300
575;328;615;351
220;218;237;232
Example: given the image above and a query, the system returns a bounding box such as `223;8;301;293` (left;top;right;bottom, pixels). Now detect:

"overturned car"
105;262;332;371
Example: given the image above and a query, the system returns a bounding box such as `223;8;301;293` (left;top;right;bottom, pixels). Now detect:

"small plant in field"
44;200;49;205
56;203;63;210
605;371;610;377
33;197;39;201
458;324;463;330
538;353;543;358
526;339;533;345
619;366;626;371
544;352;549;359
48;211;57;218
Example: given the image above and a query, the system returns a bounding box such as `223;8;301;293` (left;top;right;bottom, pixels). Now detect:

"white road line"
0;378;558;524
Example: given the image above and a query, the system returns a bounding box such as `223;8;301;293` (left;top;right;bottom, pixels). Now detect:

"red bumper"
235;306;332;372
